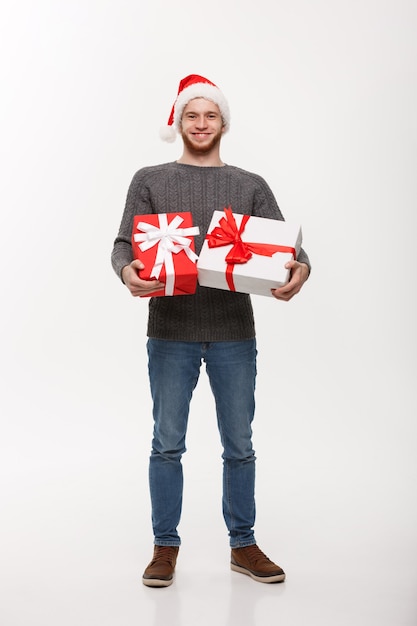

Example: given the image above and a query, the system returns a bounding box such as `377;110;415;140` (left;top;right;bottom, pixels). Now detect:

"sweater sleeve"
244;171;312;274
111;169;151;281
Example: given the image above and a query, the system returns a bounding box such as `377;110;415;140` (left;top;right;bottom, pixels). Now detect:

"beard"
180;127;223;155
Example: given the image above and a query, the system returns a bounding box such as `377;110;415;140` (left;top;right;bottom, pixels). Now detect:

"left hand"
271;260;310;301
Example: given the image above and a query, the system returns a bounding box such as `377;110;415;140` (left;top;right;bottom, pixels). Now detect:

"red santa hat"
160;74;231;142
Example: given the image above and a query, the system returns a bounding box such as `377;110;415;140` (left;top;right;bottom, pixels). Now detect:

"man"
111;74;311;587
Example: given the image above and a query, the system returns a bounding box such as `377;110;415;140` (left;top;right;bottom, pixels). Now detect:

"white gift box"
197;208;302;297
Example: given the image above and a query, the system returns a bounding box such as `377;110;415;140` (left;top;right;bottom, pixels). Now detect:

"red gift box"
132;212;200;297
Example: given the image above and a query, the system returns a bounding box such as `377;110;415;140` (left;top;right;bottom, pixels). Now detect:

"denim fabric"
147;338;258;548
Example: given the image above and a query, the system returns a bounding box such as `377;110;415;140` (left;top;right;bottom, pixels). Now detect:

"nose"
195;115;208;129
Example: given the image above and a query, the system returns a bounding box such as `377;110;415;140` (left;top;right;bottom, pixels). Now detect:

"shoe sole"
231;563;286;583
142;576;174;587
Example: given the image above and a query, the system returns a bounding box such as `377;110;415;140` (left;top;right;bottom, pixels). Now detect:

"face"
180;98;225;154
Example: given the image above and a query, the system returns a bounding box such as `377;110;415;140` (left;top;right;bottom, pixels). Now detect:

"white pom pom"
159;125;177;143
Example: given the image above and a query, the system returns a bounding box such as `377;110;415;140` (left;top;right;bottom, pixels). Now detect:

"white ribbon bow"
133;214;200;296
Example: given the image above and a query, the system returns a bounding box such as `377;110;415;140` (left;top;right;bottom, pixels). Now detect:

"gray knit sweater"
111;162;310;341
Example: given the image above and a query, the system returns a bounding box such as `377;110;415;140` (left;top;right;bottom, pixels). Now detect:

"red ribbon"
205;207;296;291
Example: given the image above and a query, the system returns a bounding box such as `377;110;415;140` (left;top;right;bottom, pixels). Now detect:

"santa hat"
160;74;231;142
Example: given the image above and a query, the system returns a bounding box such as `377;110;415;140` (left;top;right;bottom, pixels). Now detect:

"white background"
1;1;416;625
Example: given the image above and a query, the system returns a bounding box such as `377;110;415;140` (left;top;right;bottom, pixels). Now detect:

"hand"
121;260;165;297
271;260;309;301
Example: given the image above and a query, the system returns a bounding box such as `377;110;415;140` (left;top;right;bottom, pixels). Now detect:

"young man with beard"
111;74;311;587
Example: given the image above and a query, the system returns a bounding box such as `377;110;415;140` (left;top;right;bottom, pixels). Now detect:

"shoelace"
151;546;177;565
240;545;272;565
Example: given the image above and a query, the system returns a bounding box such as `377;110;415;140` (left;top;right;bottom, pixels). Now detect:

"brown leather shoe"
142;545;179;587
231;545;286;583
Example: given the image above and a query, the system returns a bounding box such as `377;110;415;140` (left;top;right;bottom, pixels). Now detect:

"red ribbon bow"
205;206;296;291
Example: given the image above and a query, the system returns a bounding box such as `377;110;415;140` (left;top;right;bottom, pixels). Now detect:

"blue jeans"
147;338;257;548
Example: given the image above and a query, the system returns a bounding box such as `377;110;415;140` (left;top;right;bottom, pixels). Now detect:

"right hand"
121;260;164;297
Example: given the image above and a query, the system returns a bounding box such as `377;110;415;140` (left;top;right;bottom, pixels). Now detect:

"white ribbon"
133;214;200;296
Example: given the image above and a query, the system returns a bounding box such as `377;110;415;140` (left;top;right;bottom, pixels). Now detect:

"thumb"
284;259;296;269
131;258;145;271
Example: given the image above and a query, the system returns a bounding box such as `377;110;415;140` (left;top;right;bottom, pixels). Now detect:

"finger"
271;280;299;299
271;289;295;301
273;280;294;296
131;282;164;297
141;279;165;292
